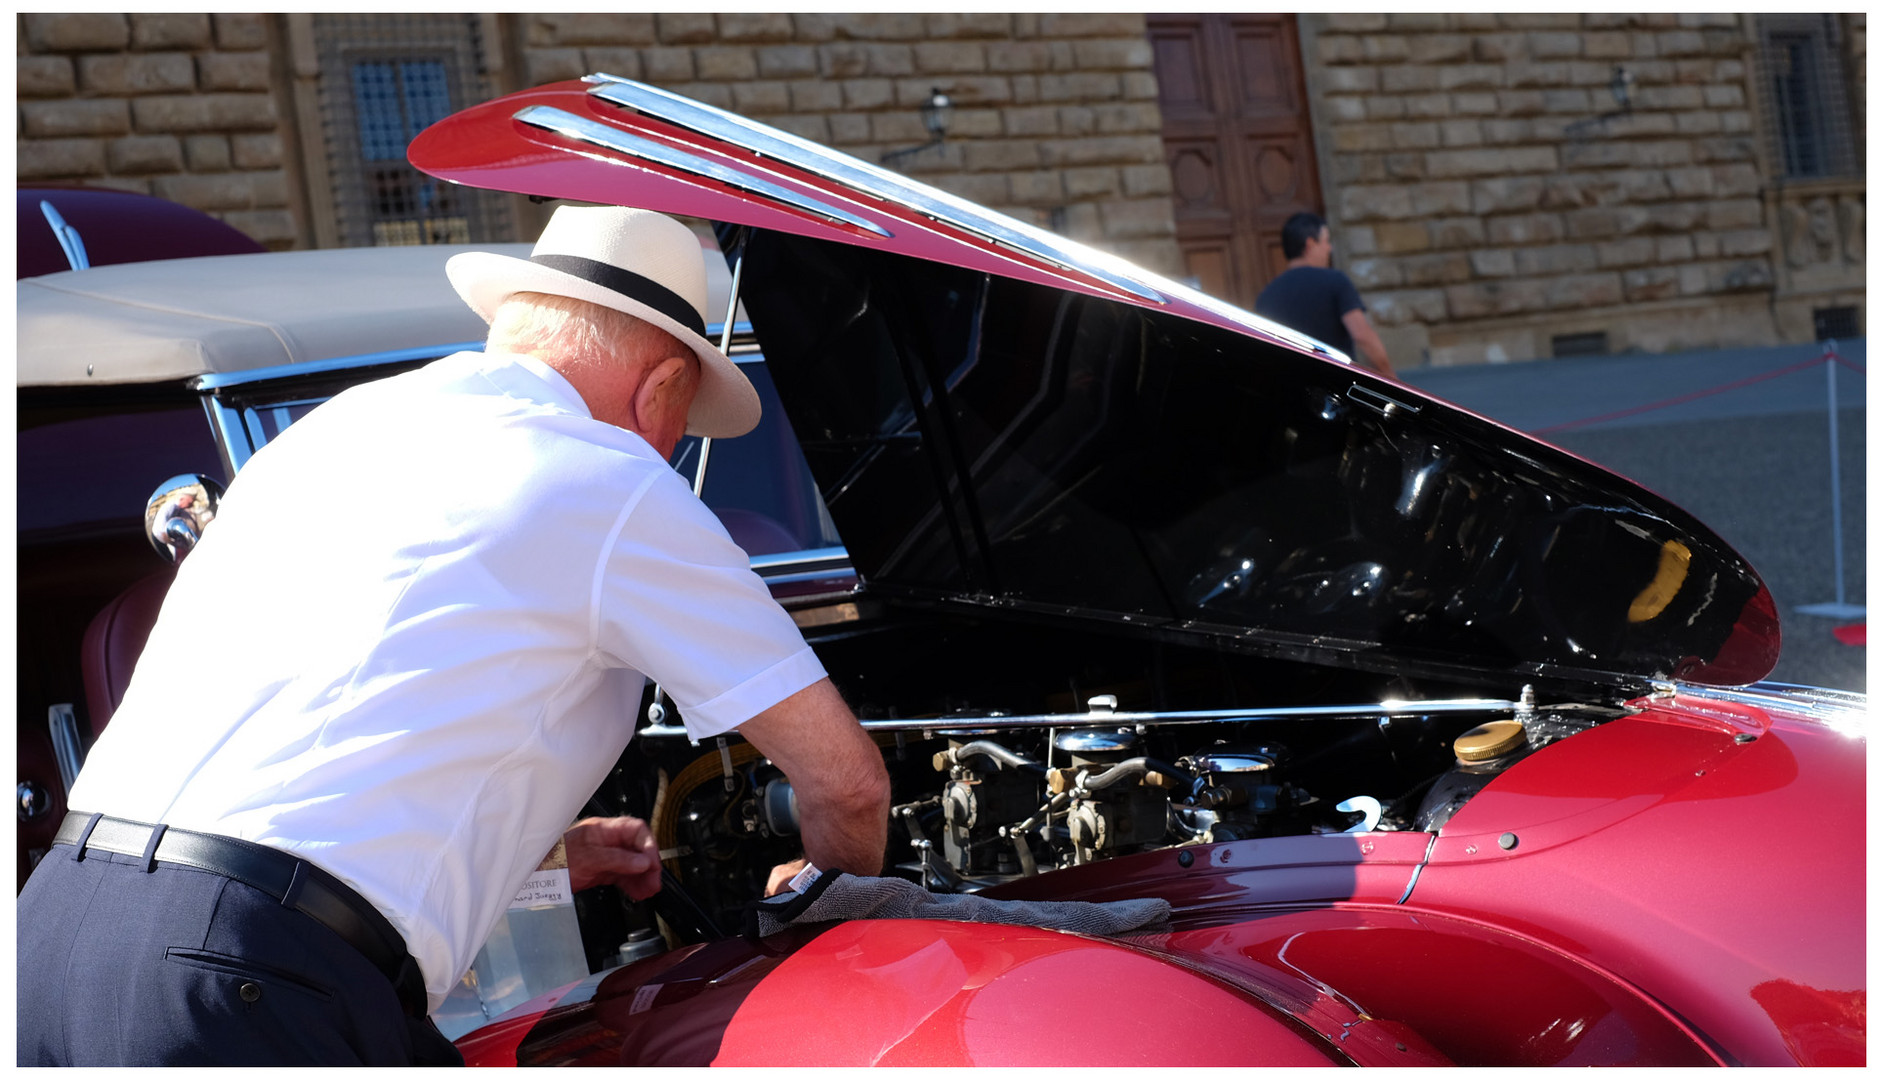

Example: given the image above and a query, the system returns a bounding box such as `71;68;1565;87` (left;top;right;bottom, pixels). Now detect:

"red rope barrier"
1530;352;1839;435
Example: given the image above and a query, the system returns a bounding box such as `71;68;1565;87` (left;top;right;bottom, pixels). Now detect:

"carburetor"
1047;730;1177;864
1170;745;1294;842
934;739;1045;876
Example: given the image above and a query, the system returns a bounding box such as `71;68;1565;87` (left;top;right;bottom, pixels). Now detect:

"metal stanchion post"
1795;340;1865;620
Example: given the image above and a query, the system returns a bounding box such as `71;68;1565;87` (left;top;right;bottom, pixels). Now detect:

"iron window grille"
314;14;514;247
1812;306;1859;342
1754;15;1862;181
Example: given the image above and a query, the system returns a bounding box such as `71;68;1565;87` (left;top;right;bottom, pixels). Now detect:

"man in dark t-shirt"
1254;212;1396;378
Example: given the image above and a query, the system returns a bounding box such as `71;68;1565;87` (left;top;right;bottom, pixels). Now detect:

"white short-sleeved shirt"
69;351;827;1009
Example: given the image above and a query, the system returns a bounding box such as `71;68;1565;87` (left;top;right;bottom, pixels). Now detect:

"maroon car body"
18;186;264;279
231;75;1872;1065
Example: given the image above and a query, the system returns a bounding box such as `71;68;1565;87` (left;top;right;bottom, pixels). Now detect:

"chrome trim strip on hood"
580;74;1170;306
638;696;1521;738
1676;681;1867;731
514;105;894;239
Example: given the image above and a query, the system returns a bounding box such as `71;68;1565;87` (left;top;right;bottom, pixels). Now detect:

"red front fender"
467;919;1448;1066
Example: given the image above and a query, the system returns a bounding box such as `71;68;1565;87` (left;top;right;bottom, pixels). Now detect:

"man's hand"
765;858;810;898
737;679;890;879
564;816;663;900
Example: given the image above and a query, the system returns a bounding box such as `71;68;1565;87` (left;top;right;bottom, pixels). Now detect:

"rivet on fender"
1177;850;1194;868
1498;832;1519;850
1734;733;1757;744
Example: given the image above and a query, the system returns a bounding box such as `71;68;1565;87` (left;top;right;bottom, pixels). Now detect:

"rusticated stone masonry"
21;12;1858;360
510;13;1183;274
18;13;1182;271
18;13;298;247
1301;13;1863;364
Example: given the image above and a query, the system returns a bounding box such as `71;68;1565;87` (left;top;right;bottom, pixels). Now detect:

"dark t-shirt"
1253;266;1365;359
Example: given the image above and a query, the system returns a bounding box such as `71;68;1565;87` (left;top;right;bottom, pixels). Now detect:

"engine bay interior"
572;599;1625;964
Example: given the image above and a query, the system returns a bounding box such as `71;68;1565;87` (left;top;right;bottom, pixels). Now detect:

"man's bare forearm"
737;678;889;875
792;771;889;875
1343;309;1396;379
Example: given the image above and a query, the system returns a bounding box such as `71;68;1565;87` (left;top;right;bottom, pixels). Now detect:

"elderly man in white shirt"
18;207;890;1067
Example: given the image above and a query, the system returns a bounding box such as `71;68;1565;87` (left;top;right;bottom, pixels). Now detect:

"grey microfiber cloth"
744;870;1170;940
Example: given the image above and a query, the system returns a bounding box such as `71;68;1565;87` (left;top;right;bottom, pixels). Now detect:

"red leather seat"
79;571;173;738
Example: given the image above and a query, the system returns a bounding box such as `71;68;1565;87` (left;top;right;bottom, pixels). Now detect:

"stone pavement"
1400;341;1868;693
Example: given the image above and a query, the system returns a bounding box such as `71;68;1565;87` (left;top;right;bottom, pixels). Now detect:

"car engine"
592;682;1614;943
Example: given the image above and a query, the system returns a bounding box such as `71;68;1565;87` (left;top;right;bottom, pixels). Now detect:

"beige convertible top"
17;236;738;388
16;243;527;388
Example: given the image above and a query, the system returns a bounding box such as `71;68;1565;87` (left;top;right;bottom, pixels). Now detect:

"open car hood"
411;75;1777;690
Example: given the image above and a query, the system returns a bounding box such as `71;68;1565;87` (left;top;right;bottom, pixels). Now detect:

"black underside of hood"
731;227;1778;692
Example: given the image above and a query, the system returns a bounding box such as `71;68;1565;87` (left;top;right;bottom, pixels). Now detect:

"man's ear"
631;355;696;433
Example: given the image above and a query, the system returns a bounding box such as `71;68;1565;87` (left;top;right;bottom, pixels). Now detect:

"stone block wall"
21;12;1858;364
18;13;299;247
507;13;1183;273
1300;13;1846;365
18;13;1181;272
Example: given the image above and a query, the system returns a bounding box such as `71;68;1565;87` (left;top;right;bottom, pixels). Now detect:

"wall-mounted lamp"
1609;66;1635;111
1565;66;1636;141
882;87;954;166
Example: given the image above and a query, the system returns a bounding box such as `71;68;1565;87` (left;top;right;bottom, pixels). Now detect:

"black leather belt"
55;813;429;1018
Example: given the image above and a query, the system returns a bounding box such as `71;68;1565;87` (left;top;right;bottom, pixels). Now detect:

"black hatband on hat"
528;254;707;338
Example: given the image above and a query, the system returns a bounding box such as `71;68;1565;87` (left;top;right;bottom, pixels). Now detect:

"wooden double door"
1147;14;1324;310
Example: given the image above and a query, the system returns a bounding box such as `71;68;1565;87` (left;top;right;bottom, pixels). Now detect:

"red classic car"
19;73;1861;1067
399;75;1864;1067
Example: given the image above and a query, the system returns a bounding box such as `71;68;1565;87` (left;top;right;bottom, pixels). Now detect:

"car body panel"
411;76;1777;690
18;186;265;279
1131;908;1721;1066
971;687;1864;1065
408;78;1321;347
1410;699;1866;1066
477;919;1412;1067
730;229;1777;689
466;882;1726;1067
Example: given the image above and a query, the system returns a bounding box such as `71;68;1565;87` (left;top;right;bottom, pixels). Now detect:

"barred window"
314;14;513;246
1755;15;1862;180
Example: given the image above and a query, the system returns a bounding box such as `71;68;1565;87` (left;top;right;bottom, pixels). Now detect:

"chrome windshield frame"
189;326;855;582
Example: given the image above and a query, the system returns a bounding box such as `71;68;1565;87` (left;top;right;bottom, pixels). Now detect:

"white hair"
486;291;687;368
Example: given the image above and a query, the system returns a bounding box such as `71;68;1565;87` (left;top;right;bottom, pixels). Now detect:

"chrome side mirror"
145;473;224;564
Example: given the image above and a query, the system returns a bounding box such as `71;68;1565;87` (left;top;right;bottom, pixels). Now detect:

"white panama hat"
446;205;760;438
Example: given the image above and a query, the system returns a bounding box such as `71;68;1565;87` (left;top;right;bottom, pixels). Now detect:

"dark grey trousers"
17;843;461;1066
